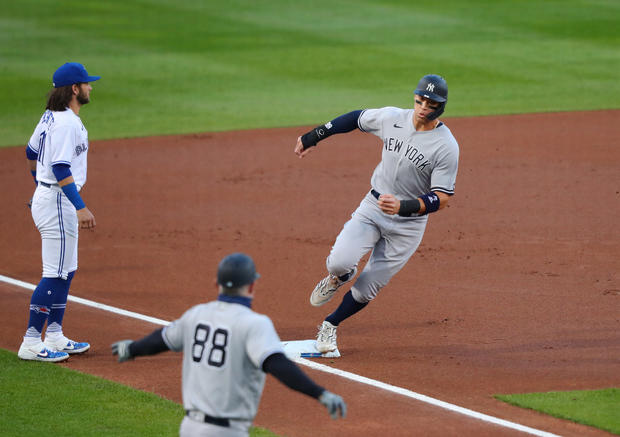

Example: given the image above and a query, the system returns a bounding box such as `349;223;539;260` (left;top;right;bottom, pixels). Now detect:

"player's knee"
326;255;355;277
350;286;375;303
351;273;386;302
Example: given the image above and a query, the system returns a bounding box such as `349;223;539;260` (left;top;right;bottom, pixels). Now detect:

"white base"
281;339;340;358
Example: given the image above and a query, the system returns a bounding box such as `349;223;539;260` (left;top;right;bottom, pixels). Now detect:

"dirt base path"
1;110;618;436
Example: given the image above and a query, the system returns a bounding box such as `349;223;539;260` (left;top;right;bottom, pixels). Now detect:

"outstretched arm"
294;110;363;158
111;328;170;362
263;352;346;419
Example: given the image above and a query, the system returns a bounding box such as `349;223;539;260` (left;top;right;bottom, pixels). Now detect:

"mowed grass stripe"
1;0;619;146
0;348;279;436
496;389;620;435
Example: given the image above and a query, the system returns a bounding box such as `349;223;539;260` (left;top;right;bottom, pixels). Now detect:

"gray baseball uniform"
327;106;459;302
162;300;284;436
112;253;346;433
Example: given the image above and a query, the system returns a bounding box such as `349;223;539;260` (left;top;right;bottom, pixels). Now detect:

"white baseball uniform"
327;106;459;302
28;109;89;279
162;300;285;437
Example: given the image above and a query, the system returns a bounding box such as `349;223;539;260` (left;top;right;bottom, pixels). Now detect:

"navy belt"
370;189;381;200
186;410;230;427
40;182;58;188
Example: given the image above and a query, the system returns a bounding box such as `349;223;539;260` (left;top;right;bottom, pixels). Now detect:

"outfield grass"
1;1;618;434
1;0;618;146
1;345;616;436
0;349;279;436
496;388;620;435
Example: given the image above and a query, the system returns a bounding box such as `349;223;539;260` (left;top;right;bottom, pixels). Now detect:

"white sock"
23;328;42;345
45;323;64;341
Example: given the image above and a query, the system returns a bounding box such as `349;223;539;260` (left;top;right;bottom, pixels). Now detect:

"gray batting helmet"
217;253;260;288
414;74;448;120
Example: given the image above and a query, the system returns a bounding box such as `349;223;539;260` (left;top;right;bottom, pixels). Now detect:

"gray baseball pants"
179;416;252;437
326;192;428;303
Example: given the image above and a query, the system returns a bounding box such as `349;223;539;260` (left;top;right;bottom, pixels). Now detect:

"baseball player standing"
18;62;100;362
112;253;346;437
294;74;459;354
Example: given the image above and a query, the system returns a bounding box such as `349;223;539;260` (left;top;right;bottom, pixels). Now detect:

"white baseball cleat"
44;335;90;355
316;321;338;353
310;267;357;307
18;341;69;362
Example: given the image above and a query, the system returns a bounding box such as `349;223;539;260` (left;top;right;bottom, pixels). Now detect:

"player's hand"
377;194;400;215
77;207;96;230
318;390;347;419
294;136;314;159
111;340;134;363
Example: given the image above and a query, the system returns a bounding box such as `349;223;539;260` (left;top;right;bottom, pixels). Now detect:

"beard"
76;88;90;105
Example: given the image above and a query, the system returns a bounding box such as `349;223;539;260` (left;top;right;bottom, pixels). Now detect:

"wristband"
60;182;86;210
300;128;321;149
398;193;441;216
420;192;440;215
51;163;84;209
398;199;421;217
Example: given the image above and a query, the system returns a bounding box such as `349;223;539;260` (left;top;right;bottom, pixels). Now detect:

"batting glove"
318;390;347;419
111;340;134;363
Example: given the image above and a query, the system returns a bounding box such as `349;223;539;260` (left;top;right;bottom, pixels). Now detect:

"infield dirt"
1;110;619;436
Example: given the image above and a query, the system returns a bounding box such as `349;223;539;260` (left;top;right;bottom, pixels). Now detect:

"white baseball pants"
31;184;78;280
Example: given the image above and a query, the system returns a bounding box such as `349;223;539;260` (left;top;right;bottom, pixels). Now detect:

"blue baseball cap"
53;62;101;88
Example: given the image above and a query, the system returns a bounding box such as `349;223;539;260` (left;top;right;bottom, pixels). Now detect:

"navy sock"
25;277;67;339
47;271;74;335
325;290;368;326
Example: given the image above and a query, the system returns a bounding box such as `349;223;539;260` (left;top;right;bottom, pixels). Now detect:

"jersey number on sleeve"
191;323;229;368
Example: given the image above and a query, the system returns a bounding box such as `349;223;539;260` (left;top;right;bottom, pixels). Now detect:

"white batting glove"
318;390;347;419
111;340;134;363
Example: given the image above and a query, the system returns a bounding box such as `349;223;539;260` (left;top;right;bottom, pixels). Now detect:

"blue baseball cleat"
44;336;90;354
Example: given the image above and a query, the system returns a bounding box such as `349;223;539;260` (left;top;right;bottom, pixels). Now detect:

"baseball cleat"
316;321;338;353
44;336;90;355
310;267;357;307
18;341;69;362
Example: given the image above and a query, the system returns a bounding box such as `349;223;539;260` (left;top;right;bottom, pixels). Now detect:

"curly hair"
45;85;76;111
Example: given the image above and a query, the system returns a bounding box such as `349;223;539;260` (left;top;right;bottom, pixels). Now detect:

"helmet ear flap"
426;102;445;120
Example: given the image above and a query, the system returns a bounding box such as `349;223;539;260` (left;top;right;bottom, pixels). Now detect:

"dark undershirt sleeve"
262;353;325;399
128;328;170;357
328;110;363;134
301;110;363;148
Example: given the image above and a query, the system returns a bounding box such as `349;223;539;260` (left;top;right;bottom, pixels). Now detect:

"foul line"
296;357;558;437
0;273;558;437
0;274;170;326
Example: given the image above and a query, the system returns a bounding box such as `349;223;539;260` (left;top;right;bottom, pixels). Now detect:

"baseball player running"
112;253;346;437
294;74;459;354
18;62;100;362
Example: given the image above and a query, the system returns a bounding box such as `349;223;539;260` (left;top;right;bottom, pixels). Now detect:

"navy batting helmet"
414;74;448;120
217;253;260;288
